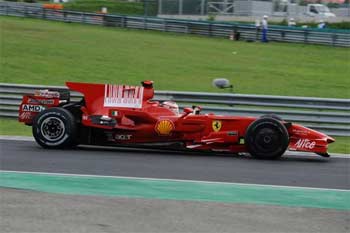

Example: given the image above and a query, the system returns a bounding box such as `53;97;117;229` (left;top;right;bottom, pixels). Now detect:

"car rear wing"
66;81;154;116
18;90;62;125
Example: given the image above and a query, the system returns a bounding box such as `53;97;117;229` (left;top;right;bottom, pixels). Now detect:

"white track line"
0;136;34;141
1;170;349;192
0;135;349;158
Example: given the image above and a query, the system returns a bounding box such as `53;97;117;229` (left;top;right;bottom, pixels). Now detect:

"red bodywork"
19;81;335;156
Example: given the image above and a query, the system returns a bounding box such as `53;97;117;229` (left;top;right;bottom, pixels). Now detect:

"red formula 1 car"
18;81;335;159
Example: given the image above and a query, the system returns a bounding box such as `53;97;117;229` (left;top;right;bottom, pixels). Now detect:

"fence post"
209;23;212;36
332;34;337;46
121;16;126;28
186;22;190;34
163;19;167;32
281;30;285;41
42;8;46;19
304;29;308;43
233;25;237;40
256;27;260;41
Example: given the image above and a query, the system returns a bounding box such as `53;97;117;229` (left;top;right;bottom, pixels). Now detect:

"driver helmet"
162;101;179;115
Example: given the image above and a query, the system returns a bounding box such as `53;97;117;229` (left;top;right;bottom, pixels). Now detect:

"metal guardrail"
1;83;349;136
0;1;349;47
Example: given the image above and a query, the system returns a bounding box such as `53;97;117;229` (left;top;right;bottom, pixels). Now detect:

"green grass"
0;118;31;136
328;136;350;154
63;0;150;16
0;118;348;154
1;16;349;98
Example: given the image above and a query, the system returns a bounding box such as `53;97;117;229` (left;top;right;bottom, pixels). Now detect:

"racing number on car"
212;120;222;132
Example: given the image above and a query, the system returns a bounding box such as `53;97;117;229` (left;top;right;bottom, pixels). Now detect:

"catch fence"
0;1;349;47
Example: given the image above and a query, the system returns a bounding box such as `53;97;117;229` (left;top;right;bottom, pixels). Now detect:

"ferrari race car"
18;81;335;159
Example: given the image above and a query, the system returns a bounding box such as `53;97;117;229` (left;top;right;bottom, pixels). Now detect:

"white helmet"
162;101;179;115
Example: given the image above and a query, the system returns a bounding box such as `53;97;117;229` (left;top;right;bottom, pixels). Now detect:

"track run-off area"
0;137;349;207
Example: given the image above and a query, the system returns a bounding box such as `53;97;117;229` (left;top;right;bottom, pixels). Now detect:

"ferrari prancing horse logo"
212;120;222;132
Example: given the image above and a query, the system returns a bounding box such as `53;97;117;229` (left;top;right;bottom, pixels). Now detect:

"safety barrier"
0;1;349;47
1;83;349;136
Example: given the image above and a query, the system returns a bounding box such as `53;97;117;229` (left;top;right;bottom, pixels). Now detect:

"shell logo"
155;120;175;136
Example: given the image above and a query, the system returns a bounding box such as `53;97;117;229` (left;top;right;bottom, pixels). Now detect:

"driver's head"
162;101;179;115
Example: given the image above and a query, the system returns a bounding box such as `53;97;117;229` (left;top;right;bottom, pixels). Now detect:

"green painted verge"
0;171;349;210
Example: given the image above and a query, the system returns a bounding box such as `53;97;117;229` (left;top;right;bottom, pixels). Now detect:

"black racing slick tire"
245;117;289;160
260;114;283;121
32;107;77;149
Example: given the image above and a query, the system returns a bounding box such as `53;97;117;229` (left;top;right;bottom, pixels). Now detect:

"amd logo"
295;139;316;149
22;105;45;112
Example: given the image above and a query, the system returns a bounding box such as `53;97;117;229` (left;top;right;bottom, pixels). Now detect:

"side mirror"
183;107;193;114
180;107;193;119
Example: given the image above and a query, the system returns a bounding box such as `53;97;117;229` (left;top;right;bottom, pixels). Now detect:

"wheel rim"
254;126;282;153
40;117;65;142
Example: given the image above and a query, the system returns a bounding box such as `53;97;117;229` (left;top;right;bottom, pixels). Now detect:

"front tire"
260;114;283;121
245;117;289;159
32;107;77;149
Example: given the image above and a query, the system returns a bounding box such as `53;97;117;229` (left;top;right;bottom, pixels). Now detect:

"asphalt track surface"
1;139;349;233
0;139;349;189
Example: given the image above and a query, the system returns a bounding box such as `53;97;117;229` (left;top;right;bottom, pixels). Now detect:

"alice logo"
295;139;316;149
155;120;175;136
212;120;222;132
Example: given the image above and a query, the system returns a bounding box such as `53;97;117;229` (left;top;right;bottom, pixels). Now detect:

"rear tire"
245;117;289;159
32;107;77;149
